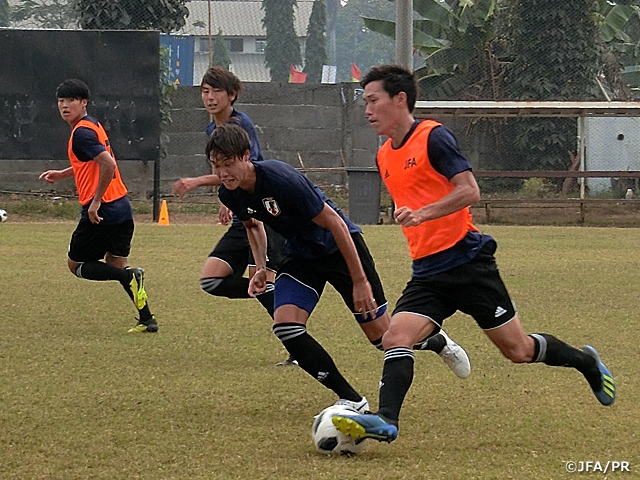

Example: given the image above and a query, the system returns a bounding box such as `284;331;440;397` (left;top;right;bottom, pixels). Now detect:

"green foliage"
262;0;302;81
502;1;598;173
10;0;76;29
303;0;328;83
73;0;189;33
212;29;231;70
335;0;395;82
505;0;599;101
363;0;501;100
519;177;553;198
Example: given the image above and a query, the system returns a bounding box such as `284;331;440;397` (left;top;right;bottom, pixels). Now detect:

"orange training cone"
158;199;170;225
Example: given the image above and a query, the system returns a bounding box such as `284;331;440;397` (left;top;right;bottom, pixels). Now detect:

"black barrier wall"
0;29;160;161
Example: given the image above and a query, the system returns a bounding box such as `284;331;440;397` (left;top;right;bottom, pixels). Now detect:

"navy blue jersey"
72;116;107;162
73;115;133;225
206;109;263;162
207;109;263;225
218;160;361;259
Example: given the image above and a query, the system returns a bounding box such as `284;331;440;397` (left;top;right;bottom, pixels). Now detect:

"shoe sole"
128;324;158;333
583;345;615;406
332;415;396;443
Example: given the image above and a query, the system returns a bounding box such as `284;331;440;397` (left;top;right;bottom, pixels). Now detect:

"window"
199;37;243;53
255;38;267;53
225;38;244;52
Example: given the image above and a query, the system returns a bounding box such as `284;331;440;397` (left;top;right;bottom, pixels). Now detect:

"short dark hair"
201;67;242;105
205;121;250;162
56;79;90;100
361;65;417;112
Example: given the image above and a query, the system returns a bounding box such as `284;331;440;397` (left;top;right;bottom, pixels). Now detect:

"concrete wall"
0;82;379;197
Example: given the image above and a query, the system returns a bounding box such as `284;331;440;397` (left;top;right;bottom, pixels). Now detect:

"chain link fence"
3;0;640;224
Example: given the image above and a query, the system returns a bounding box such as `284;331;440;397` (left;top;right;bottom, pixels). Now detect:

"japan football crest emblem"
262;197;281;216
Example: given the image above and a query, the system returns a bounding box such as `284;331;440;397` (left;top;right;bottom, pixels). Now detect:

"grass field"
1;221;639;479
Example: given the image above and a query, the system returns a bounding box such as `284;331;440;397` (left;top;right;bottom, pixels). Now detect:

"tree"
362;0;501;100
10;0;77;29
304;0;328;83
262;0;302;82
212;29;231;70
501;0;600;173
335;0;395;82
74;0;189;34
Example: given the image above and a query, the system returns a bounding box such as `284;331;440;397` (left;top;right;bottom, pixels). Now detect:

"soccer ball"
0;209;7;223
311;405;366;456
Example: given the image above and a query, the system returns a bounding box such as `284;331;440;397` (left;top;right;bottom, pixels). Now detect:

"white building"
178;0;314;83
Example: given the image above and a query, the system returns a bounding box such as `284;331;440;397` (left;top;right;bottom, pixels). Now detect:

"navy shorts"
68;219;134;262
274;232;388;323
209;222;286;275
393;245;517;330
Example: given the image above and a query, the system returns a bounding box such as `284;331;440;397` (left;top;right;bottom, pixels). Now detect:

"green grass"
0;222;639;479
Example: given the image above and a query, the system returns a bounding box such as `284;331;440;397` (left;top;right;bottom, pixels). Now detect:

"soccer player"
331;65;617;444
39;79;156;333
172;67;294;365
205;122;471;412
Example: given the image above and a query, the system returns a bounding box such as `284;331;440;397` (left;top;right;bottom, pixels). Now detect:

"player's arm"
243;217;269;297
39;166;74;183
87;150;117;224
312;205;377;319
394;170;480;227
172;174;222;198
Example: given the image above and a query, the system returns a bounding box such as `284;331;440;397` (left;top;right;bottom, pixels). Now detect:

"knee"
500;341;534;364
381;323;406;350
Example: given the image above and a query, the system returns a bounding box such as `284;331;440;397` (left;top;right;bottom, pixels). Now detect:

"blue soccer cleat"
332;413;398;443
582;345;616;406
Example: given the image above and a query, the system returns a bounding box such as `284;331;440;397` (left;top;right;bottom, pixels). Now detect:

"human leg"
484;317;615;405
333;311;430;443
272;273;364;403
331;233;469;374
68;220;157;332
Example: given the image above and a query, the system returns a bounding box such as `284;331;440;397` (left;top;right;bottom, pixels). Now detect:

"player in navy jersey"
39;79;156;333
172;67;293;365
205;122;471;412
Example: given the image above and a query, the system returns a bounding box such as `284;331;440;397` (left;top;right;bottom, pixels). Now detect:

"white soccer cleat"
334;396;369;413
438;330;471;379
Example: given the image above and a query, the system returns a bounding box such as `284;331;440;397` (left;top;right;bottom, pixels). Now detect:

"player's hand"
249;267;268;297
39;170;62;184
218;204;233;225
394;206;425;227
353;279;377;321
88;201;103;224
172;177;196;198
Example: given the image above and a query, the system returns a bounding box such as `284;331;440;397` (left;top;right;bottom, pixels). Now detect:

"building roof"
179;0;314;37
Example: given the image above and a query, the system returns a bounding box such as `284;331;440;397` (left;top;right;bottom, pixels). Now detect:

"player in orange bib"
332;65;615;445
39;79;157;333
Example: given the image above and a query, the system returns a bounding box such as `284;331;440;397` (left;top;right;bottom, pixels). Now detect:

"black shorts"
275;232;387;322
392;245;516;330
209;223;286;274
68;219;134;262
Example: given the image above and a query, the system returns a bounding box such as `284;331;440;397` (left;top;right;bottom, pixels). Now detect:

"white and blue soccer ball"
0;209;7;223
311;405;365;456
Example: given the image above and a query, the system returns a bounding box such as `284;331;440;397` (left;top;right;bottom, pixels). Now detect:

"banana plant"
362;0;499;99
